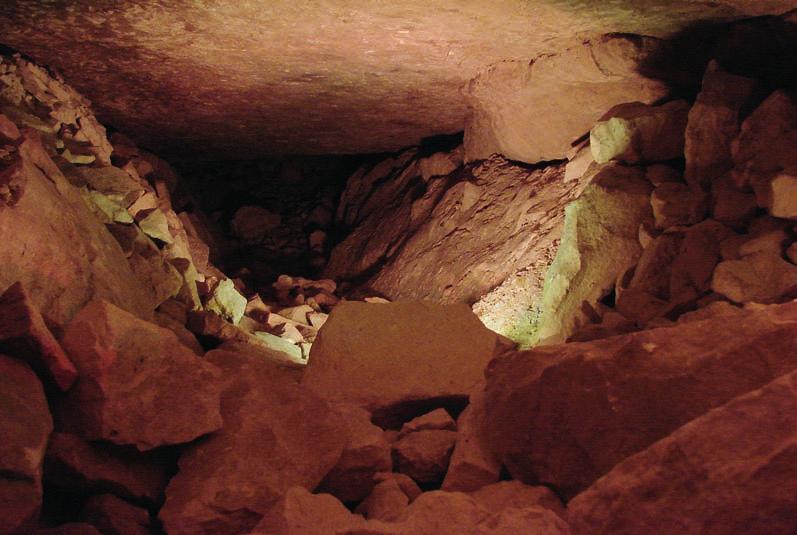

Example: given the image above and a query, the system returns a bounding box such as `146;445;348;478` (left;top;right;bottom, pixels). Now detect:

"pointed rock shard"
159;351;346;535
60;300;223;450
0;281;77;390
392;429;457;485
485;300;797;499
0;355;53;534
205;278;247;325
568;370;797;535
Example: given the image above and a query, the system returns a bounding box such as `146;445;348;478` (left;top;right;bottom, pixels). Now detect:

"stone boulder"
80;494;151;535
464;35;667;164
60;300;223;450
530;163;652;345
568;370;797;535
251;487;366;535
590;100;690;164
712;250;797;303
469;481;564;519
392;429;457;486
0;281;77;390
318;403;393;503
398;408;456;437
43;432;170;505
0;355;52;534
649;182;706;230
302;301;501;427
485;300;797;499
159;351;346;535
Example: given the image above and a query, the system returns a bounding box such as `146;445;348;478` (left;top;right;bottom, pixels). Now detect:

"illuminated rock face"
0;1;792;158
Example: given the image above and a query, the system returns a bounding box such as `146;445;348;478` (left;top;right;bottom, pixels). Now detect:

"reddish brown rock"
711;250;797;303
485;300;797;499
441;385;501;492
392;430;457;486
318;403;393;503
35;524;102;535
711;174;757;227
356;478;411;522
684;61;760;187
0;355;53;534
159;351;346;535
80;494;151;535
398;408;456;437
568;370;797;535
60;300;223;450
649;182;706;230
303;301;501;428
44;432;170;504
251;487;365;535
469;481;564;519
0;281;77;390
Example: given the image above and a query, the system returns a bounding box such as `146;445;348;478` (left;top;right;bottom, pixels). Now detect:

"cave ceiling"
0;1;793;158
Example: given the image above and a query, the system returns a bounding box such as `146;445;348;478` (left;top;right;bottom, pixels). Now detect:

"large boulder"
0;127;153;326
159;351;346;535
463;34;667;164
568;369;797;534
251;487;366;535
0;355;53;534
60;300;223;450
529;163;652;345
302;301;501;427
485;300;797;499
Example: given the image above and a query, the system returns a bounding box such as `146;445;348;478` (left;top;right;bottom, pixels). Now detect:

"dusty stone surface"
568;370;797;535
590;100;690;164
318;403;393;503
60;300;223;450
356;478;411;522
485;300;797;499
80;494;151;535
1;2;791;158
0;281;77;390
159;351;346;535
302;301;500;427
530;163;652;345
398;408;456;437
44;432;170;505
392;429;457;485
0;355;52;535
469;481;564;519
649;182;706;229
711;250;797;303
464;35;668;163
252;487;366;535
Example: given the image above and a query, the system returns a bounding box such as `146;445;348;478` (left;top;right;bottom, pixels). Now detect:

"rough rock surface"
80;494;152;535
568;370;797;535
0;281;77;390
60;300;223;450
252;487;366;535
0;355;52;534
392;429;457;485
159;351;346;535
43;432;170;505
485;300;797;499
302;301;500;427
464;35;668;163
530;163;652;345
0;126;153;326
2;2;791;157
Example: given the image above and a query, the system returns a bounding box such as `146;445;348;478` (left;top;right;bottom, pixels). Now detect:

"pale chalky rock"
0;281;77;390
318;403;393;502
60;300;223;450
485;300;797;499
766;171;797;219
0;356;52;535
303;301;501;427
80;494;151;535
684;61;759;187
136;208;173;244
711;250;797;303
590;100;690;164
44;432;170;505
392;429;457;485
531;163;652;345
464;35;667;164
568;370;797;535
160;351;345;535
250;487;365;535
650;182;706;229
205;278;247;325
442;384;501;492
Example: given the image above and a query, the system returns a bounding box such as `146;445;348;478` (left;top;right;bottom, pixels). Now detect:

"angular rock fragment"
398;408;456;437
649;182;706;229
303;301;501;427
0;355;53;534
568;370;797;535
711;250;797;303
231;205;281;242
205;278;246;325
356;478;411;522
591;100;690;164
469;480;564;519
765;171;797;219
80;494;151;535
0;281;77;390
485;300;797;498
44;432;170;504
711;174;757;227
60;300;223;450
318;403;392;503
251;487;365;535
392;430;457;486
159;351;345;535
